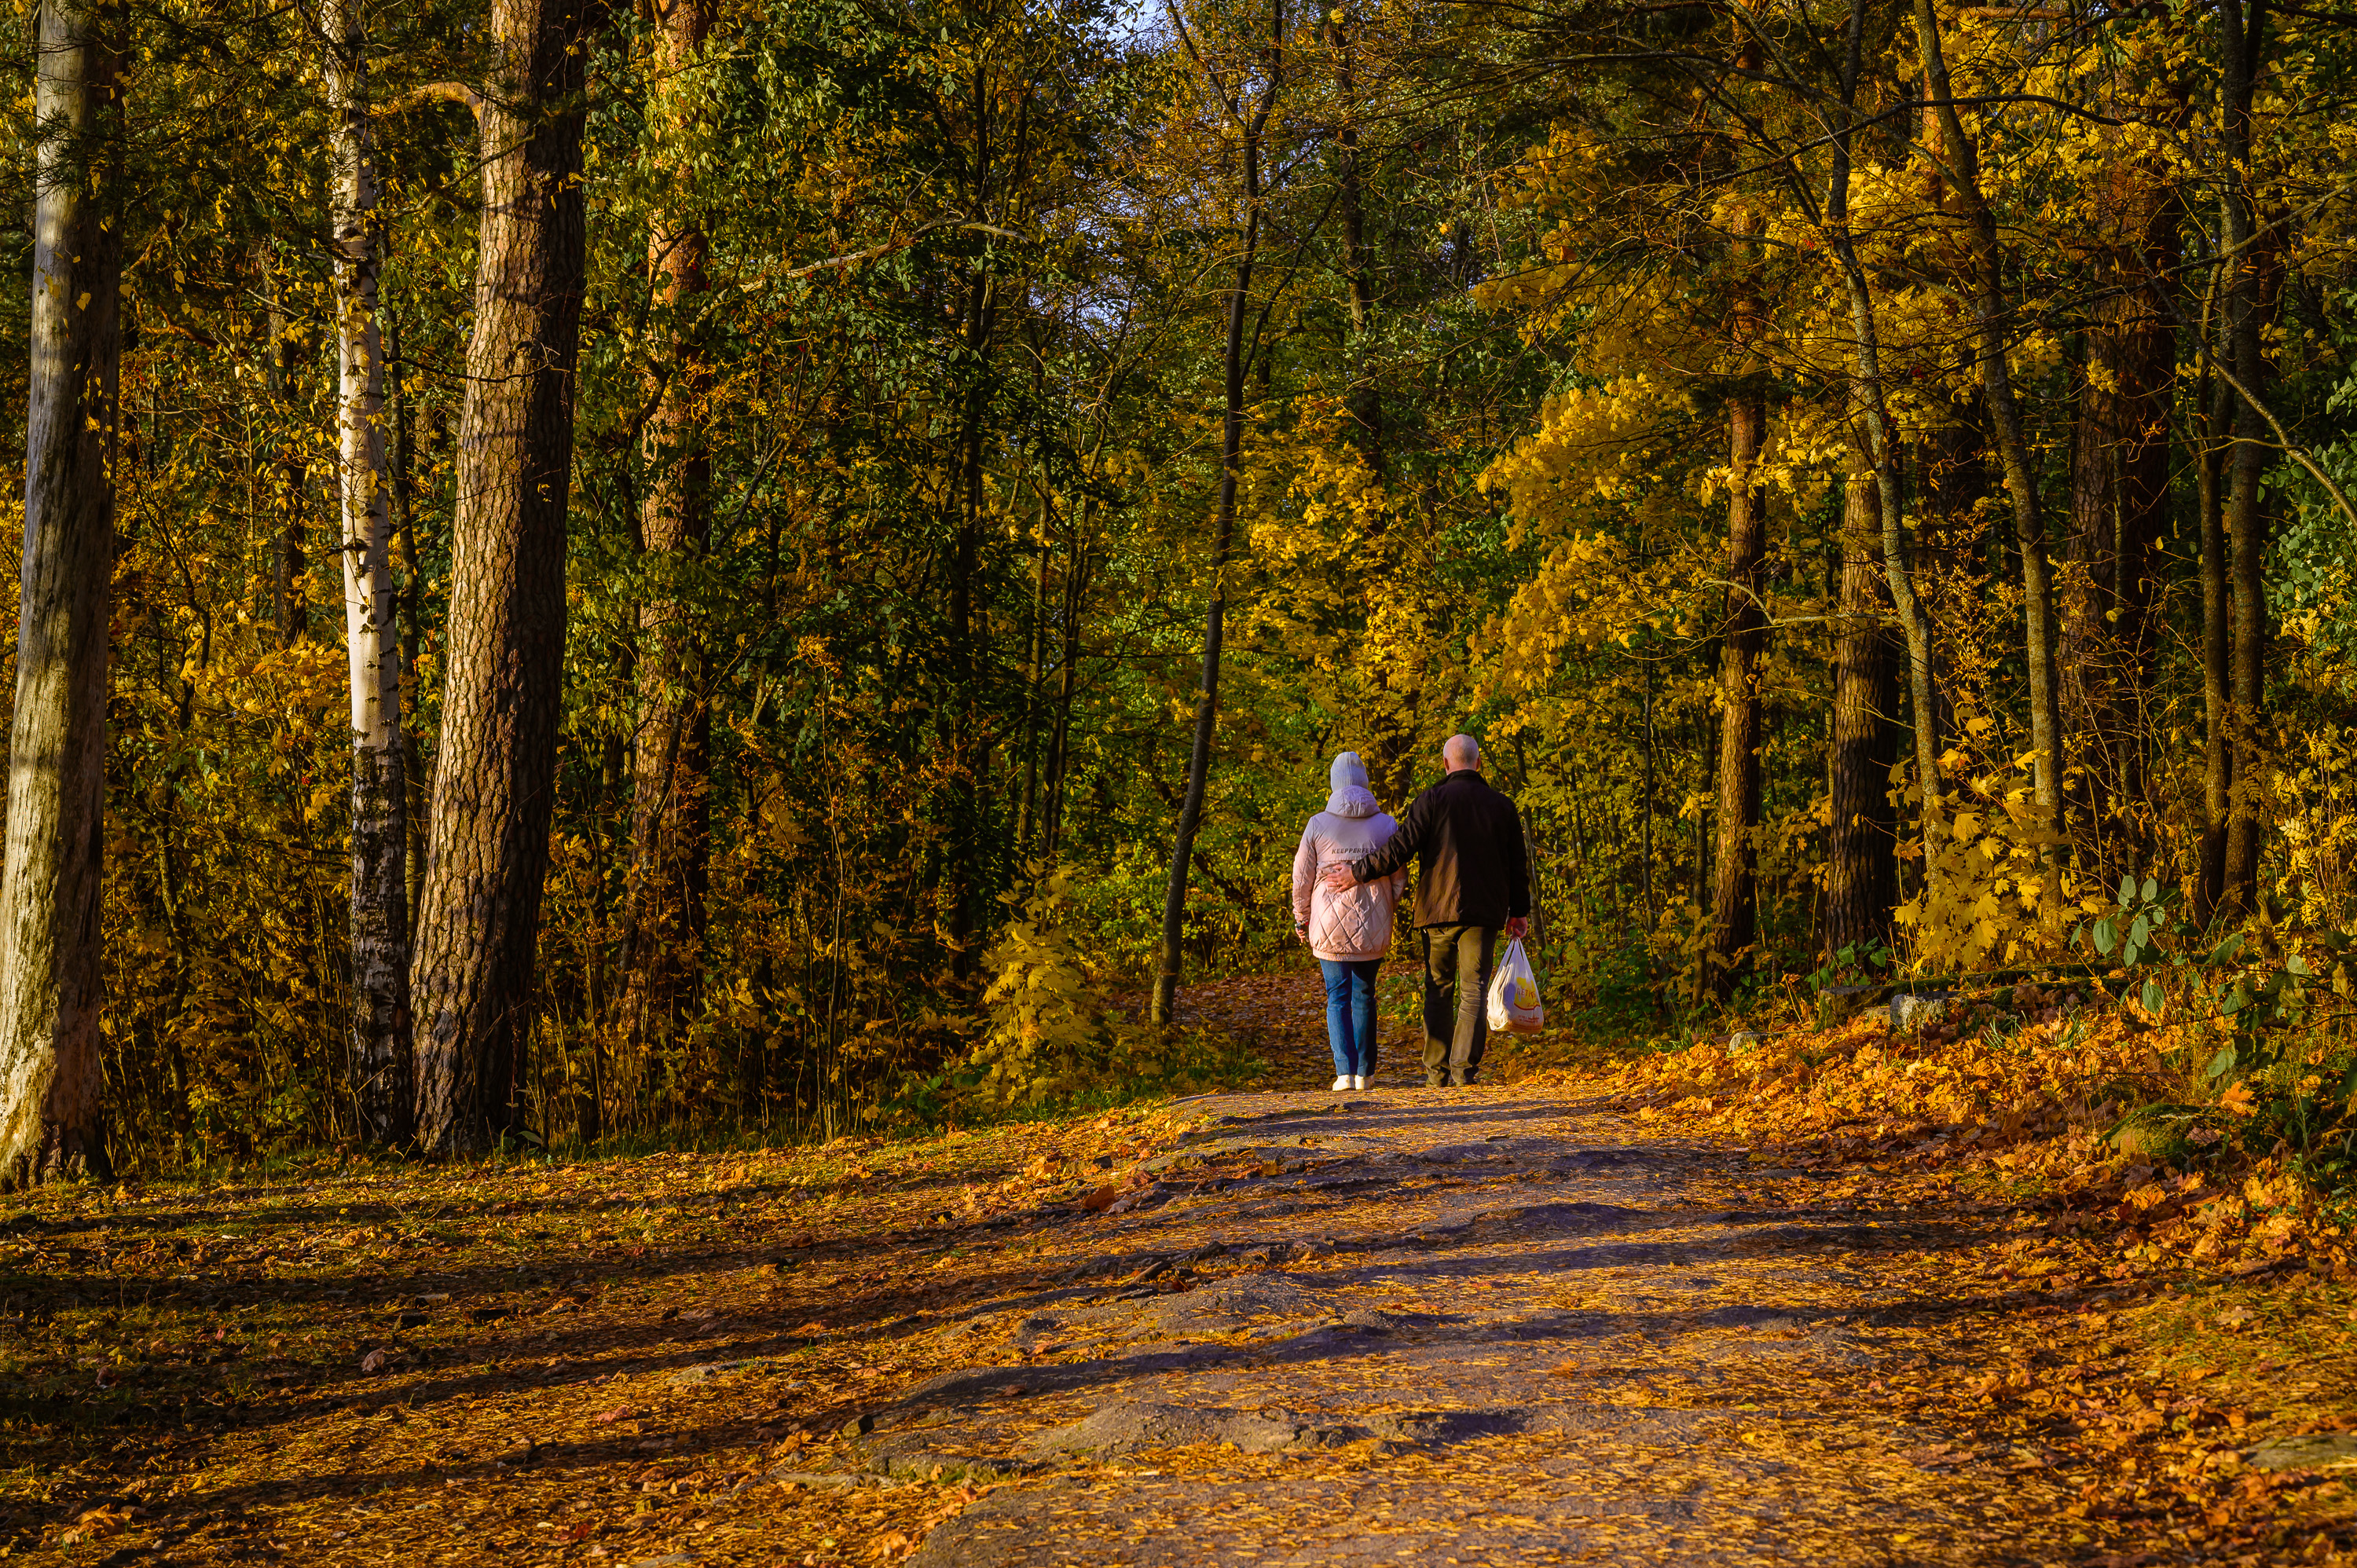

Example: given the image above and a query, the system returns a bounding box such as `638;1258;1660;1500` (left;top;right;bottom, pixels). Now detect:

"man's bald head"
1442;734;1481;773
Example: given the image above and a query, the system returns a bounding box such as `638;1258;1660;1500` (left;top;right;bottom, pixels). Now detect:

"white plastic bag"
1486;937;1545;1033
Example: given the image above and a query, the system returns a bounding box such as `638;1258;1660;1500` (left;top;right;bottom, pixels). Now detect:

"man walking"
1323;734;1530;1087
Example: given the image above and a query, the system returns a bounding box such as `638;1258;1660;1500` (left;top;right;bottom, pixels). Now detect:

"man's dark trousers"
1421;924;1495;1086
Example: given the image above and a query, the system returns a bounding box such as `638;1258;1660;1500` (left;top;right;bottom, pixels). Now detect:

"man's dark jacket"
1348;769;1530;929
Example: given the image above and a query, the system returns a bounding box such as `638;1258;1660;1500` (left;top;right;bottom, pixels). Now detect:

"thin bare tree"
1153;0;1286;1025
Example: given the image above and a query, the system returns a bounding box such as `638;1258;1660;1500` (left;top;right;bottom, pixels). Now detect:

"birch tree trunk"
0;0;121;1187
620;0;717;1064
1152;0;1284;1026
322;0;412;1148
410;0;603;1157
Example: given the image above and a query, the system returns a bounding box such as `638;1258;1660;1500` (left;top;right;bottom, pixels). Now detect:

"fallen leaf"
865;1530;915;1562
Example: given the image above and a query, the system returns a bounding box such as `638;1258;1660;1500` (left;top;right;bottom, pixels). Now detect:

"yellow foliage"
1895;757;2079;975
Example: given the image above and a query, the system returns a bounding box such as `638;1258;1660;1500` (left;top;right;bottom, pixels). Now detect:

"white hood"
1325;751;1380;818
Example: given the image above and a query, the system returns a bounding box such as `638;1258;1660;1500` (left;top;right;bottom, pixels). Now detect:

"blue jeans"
1320;958;1383;1078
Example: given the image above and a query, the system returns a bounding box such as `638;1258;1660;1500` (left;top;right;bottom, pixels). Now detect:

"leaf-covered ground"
5;973;2354;1566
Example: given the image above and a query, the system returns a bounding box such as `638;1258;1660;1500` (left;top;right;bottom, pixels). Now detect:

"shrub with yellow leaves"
955;865;1259;1115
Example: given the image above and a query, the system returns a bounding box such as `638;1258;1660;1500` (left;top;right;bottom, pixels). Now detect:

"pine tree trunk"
1153;8;1284;1026
0;0;120;1187
1707;374;1766;1001
322;0;413;1149
410;0;604;1157
620;0;716;1060
1824;446;1901;962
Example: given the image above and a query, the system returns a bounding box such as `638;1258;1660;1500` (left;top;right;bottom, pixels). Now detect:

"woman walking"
1291;752;1405;1090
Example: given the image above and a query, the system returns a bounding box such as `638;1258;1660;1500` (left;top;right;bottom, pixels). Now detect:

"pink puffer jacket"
1290;753;1406;962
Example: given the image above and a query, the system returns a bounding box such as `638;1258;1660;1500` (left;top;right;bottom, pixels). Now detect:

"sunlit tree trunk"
620;0;716;1069
1824;445;1901;962
322;0;412;1149
1153;0;1285;1025
411;0;603;1157
0;0;120;1186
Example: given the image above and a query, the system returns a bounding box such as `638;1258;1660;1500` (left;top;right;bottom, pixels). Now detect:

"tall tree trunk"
2217;0;2274;913
258;242;310;647
1824;444;1901;962
1153;0;1284;1025
1016;490;1051;857
942;251;999;973
2065;139;2178;884
1827;0;1941;874
619;0;716;1062
410;0;604;1157
1326;8;1380;474
1042;516;1091;863
324;0;412;1147
2197;346;2233;921
1914;0;2062;842
1705;24;1766;1006
0;0;120;1186
390;320;429;918
1707;251;1766;1000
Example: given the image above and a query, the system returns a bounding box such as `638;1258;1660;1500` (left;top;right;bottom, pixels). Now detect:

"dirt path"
860;1084;2067;1567
10;969;2349;1565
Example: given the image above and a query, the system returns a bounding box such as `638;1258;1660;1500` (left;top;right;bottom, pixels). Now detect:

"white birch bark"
0;0;119;1186
323;0;413;1145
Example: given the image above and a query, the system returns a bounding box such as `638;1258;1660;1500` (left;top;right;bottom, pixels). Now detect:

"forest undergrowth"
1543;990;2357;1565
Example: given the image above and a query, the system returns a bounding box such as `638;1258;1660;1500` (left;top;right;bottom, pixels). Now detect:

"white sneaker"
1351;1075;1369;1090
1332;1075;1352;1093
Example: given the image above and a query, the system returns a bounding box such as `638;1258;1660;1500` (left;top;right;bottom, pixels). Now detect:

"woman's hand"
1319;863;1358;892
